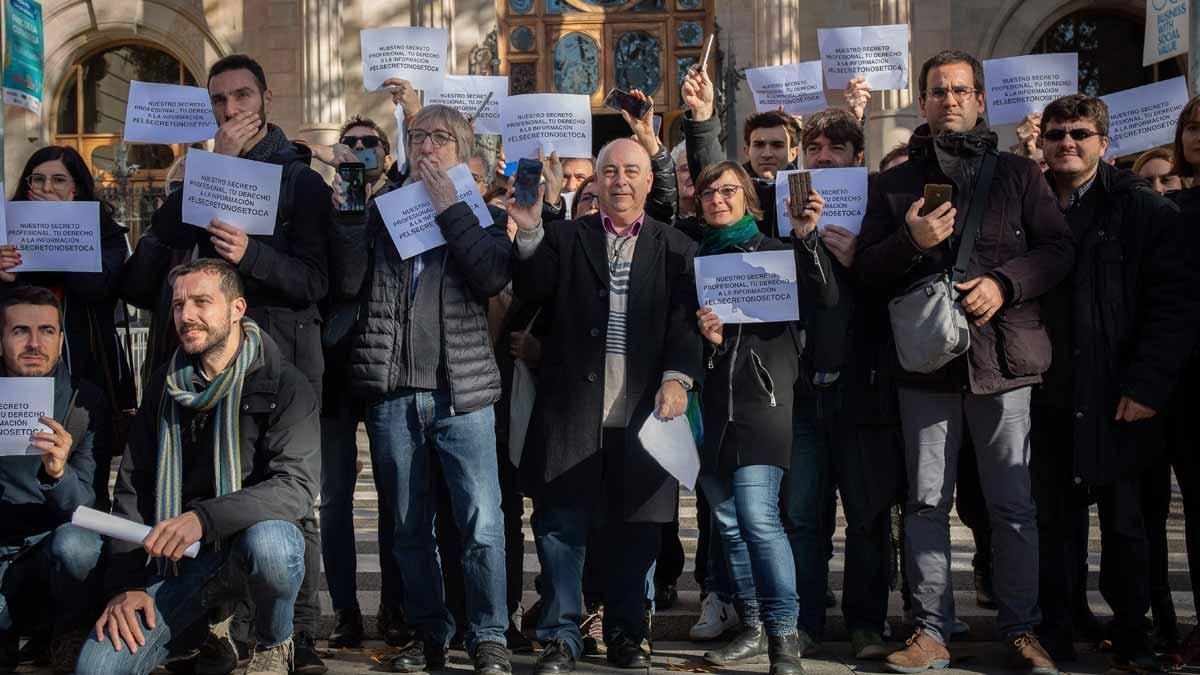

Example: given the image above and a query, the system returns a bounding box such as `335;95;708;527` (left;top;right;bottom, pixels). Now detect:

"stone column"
412;0;456;72
865;0;917;165
297;0;345;153
753;0;802;67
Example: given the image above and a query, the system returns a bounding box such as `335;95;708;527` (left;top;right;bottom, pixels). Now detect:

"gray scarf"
243;123;291;163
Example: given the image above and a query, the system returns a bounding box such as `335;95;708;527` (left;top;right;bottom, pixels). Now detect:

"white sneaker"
690;594;740;640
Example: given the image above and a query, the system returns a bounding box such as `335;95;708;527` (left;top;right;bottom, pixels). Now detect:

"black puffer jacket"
332;185;510;413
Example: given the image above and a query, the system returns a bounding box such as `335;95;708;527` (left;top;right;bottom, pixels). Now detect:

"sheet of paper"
817;24;910;90
637;413;699;491
427;75;508;135
376;163;493;260
72;506;200;558
1144;0;1189;66
123;81;219;144
0;377;52;456
695;250;800;325
393;105;408;175
745;61;828;115
4;201;102;272
500;94;593;160
360;27;448;92
1102;76;1191;158
775;166;869;236
182;150;282;235
983;53;1078;126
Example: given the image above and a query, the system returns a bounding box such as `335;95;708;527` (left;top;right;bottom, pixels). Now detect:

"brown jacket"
853;122;1075;395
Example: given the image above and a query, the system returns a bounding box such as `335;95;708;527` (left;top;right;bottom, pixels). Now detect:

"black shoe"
194;620;240;675
379;605;416;647
655;583;678;610
0;632;17;674
293;633;327;675
768;633;806;675
533;639;575;674
505;626;533;654
390;639;447;673
472;640;512;675
704;625;767;666
606;636;650;669
974;569;998;610
329;608;365;649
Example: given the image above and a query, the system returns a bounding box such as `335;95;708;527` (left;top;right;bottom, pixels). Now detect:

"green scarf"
155;318;263;524
700;214;760;255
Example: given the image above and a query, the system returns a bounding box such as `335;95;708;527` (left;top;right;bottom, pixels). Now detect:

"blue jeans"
365;388;507;651
532;506;659;657
75;520;304;675
0;524;103;634
700;465;797;636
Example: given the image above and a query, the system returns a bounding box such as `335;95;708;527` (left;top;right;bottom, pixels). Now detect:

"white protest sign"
817;24;910;90
695;250;800;325
4;201;101;272
637;413;699;490
376;164;493;260
122;81;219;144
983;53;1078;126
500;94;593;160
745;62;828;115
427;75;508;135
775;167;869;237
182;150;282;235
1102;77;1191;159
394;105;408;174
360;27;448;92
1144;0;1189;66
0;377;52;456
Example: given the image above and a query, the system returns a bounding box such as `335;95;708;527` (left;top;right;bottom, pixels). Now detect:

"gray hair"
596;138;650;174
410;104;475;164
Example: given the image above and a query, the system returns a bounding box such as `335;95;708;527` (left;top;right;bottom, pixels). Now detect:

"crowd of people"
1;45;1199;675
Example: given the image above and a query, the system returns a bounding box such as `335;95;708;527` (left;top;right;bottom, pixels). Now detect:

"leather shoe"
606;636;651;669
329;608;365;649
768;633;806;675
472;640;512;675
390;639;447;673
704;625;767;666
533;639;575;674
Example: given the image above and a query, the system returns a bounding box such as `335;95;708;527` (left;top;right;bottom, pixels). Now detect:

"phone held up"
513;158;543;208
337;162;367;215
603;88;652;121
920;184;953;217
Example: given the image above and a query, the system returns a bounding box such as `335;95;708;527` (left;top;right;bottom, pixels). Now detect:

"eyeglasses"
577;192;599;203
698;185;743;202
340;135;383;149
26;174;73;191
1043;128;1104;142
407;130;457;147
923;87;980;102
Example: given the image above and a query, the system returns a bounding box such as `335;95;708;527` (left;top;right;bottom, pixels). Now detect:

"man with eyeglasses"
1032;94;1194;669
330;104;513;675
854;50;1073;675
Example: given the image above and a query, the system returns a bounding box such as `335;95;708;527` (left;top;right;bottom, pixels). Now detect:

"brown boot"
1008;633;1059;675
884;628;950;674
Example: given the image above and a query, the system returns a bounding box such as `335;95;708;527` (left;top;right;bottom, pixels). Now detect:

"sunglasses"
340;135;383;149
1043;128;1104;142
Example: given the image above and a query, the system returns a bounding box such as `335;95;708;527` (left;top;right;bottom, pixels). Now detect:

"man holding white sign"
0;287;108;673
331;104;513;675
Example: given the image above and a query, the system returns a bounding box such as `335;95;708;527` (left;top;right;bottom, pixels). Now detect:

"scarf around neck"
700;213;761;255
242;124;290;163
155;318;263;524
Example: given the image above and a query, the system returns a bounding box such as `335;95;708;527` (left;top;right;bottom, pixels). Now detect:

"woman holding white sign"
690;160;836;675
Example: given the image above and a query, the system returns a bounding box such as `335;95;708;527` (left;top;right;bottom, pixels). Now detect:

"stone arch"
980;0;1143;59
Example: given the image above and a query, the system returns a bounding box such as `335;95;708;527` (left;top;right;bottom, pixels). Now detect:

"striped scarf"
155;318;262;524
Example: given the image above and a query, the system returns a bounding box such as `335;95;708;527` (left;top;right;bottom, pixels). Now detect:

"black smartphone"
603;88;652;120
513;158;543;207
353;147;379;171
920;184;953;216
788;172;813;218
337;162;366;214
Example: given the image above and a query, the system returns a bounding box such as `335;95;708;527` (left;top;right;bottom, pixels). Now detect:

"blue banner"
3;0;43;113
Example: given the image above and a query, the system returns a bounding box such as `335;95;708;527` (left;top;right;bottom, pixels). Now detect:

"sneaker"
581;606;606;656
196;618;241;675
851;630;890;660
472;640;512;675
884;628;950;674
292;633;327;675
237;639;293;675
1008;632;1059;675
690;594;740;641
328;608;365;649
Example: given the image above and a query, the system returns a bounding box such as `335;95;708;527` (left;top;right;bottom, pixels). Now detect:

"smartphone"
337;162;366;215
353;148;379;171
788;172;813;218
604;88;652;121
920;184;953;216
513;158;543;208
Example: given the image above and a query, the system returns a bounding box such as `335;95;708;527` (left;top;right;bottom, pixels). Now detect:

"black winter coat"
105;330;319;594
1040;165;1195;486
513;214;702;522
854;122;1075;395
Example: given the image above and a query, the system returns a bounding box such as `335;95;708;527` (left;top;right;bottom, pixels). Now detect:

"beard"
7;348;56;377
177;312;233;359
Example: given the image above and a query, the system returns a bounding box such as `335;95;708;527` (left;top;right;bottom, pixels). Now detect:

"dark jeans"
0;524;103;635
1141;457;1178;630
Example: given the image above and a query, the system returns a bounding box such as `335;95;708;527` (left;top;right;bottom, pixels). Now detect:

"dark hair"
918;50;984;97
11;146;114;219
693;160;764;221
208;54;268;93
0;286;62;331
801;108;865;156
1041;94;1110;139
167;258;245;302
878;143;910;172
1172;96;1200;178
570;175;597;219
340;115;391;156
743;110;801;149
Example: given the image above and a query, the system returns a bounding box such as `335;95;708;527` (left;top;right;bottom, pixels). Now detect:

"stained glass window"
676;21;703;47
615;31;661;93
554;33;601;95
